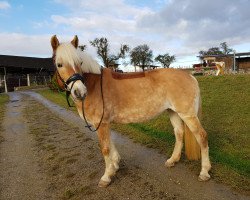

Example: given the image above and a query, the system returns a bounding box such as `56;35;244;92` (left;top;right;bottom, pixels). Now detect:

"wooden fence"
0;74;51;93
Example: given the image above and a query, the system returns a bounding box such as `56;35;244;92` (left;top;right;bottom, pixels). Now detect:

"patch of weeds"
80;185;96;196
58;156;67;163
88;171;99;179
63;189;76;199
87;153;95;160
66;158;78;164
65;172;76;179
50;164;60;172
45;144;56;151
70;152;81;157
0;136;5;143
76;133;84;138
83;137;92;142
47;155;56;160
36;136;45;142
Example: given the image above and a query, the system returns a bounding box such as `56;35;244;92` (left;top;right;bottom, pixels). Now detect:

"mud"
0;91;249;200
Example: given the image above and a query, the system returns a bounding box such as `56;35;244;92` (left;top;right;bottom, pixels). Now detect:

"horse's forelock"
56;43;82;71
56;42;101;74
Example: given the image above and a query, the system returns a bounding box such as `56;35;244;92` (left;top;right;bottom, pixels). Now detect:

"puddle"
9;111;20;117
10;100;19;103
11;124;25;134
13;105;20;107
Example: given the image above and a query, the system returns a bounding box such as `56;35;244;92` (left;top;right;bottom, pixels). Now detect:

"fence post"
44;76;47;85
27;74;30;86
4;75;8;93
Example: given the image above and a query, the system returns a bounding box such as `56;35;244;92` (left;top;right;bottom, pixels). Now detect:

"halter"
56;70;86;107
53;54;104;132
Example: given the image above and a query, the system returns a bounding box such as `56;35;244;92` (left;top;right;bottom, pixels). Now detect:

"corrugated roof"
0;55;54;70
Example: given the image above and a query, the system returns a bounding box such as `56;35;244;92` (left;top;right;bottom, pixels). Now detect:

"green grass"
38;90;77;112
197;75;250;173
38;74;250;193
0;94;9;143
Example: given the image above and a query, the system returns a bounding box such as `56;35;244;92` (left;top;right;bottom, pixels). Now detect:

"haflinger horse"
51;35;211;188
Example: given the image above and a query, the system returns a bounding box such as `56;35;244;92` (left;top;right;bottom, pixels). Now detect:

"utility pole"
233;51;236;71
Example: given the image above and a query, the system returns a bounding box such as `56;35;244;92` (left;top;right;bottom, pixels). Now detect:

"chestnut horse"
51;35;211;187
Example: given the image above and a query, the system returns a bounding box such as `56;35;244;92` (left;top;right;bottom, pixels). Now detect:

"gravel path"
0;91;248;200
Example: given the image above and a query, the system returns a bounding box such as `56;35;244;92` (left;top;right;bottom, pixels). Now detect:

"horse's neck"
84;73;101;93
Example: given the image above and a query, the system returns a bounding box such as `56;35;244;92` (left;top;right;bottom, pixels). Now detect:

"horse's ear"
71;35;79;48
51;35;59;51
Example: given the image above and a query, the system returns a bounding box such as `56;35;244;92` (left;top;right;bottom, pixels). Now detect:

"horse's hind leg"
165;110;184;167
97;123;120;187
179;114;211;181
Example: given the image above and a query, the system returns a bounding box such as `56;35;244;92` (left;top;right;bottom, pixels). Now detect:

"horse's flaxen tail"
184;96;201;160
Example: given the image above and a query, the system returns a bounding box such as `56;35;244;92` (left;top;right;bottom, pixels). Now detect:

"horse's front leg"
97;123;120;187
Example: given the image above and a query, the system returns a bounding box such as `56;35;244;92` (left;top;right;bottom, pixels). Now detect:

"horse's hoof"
198;173;211;182
98;180;110;188
165;160;175;168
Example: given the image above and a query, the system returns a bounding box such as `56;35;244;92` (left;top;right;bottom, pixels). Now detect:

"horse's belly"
112;105;167;124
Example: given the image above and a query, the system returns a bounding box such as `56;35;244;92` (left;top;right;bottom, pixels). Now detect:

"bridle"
56;70;85;107
53;54;105;132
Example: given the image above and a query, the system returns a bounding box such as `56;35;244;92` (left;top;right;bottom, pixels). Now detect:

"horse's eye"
57;63;63;68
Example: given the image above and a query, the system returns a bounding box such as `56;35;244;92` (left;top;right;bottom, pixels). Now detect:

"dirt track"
0;91;249;200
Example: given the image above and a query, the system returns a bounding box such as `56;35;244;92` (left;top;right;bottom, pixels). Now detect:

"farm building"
0;55;54;92
199;52;250;72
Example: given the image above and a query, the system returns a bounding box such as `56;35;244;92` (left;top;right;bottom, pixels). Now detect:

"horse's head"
51;35;87;101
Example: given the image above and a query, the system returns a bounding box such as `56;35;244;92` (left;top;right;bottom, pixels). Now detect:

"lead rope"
81;69;104;132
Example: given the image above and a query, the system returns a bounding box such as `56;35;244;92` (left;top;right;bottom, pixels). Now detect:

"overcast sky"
0;0;250;69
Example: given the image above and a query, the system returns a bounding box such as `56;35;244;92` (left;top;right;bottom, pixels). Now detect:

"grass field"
38;74;250;193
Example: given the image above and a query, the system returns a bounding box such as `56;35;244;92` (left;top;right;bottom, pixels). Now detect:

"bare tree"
199;47;223;57
130;44;153;71
90;37;129;68
220;42;234;55
199;42;234;58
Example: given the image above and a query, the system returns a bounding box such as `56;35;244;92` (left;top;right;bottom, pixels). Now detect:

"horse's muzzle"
73;89;87;100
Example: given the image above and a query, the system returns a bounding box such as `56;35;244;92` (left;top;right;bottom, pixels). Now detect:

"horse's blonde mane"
56;43;101;74
78;50;101;74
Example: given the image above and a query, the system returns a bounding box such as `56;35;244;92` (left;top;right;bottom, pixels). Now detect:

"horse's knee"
101;147;110;156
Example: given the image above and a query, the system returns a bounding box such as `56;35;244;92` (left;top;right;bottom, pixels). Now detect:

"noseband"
56;71;86;107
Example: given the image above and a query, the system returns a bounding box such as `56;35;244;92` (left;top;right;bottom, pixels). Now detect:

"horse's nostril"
74;89;81;98
73;89;86;100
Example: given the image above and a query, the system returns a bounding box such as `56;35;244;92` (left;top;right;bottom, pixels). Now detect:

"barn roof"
0;55;54;70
